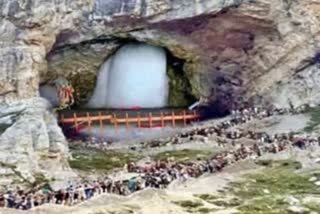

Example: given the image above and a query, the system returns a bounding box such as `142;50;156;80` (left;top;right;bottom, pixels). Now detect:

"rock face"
0;98;76;188
1;0;320;184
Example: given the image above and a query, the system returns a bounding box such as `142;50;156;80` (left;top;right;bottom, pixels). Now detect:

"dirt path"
239;114;310;135
169;159;260;194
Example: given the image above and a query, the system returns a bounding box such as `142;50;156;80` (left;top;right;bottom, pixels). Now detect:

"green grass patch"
173;200;203;208
153;149;214;161
223;160;320;214
255;159;302;169
304;106;320;132
69;150;140;172
211;198;242;207
237;196;289;214
194;193;242;207
32;172;50;188
197;207;217;213
173;159;320;214
194;194;219;201
173;160;320;214
304;202;320;213
231;160;320;199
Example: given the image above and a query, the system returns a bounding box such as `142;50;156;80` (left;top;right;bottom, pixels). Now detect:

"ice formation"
86;56;113;108
87;43;168;108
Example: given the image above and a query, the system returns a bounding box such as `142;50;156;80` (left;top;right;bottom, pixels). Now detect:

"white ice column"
87;43;168;108
86;56;113;108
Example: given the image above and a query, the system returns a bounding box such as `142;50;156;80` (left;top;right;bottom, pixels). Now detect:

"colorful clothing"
53;77;74;109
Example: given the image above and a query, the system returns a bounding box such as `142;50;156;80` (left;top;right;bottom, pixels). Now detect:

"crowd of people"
65;105;306;150
142;105;307;148
1;105;317;210
1;130;318;210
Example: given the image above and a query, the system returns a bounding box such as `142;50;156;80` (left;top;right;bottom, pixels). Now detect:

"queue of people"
1;126;319;209
66;105;307;150
0;105;316;210
142;105;309;148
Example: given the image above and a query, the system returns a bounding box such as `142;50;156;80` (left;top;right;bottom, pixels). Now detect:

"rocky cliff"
0;0;320;186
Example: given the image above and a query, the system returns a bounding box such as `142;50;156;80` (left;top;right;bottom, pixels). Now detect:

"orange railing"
59;110;199;134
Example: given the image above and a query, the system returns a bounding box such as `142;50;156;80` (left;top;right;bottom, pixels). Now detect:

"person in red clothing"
53;77;74;110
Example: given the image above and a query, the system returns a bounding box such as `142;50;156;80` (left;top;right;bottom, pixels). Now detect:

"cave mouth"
40;40;196;110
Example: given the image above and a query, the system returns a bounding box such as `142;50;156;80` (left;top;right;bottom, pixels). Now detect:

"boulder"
287;206;310;214
285;195;300;206
0;98;77;189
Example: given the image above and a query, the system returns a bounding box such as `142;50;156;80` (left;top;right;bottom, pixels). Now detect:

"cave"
41;40;197;110
39;40;204;141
